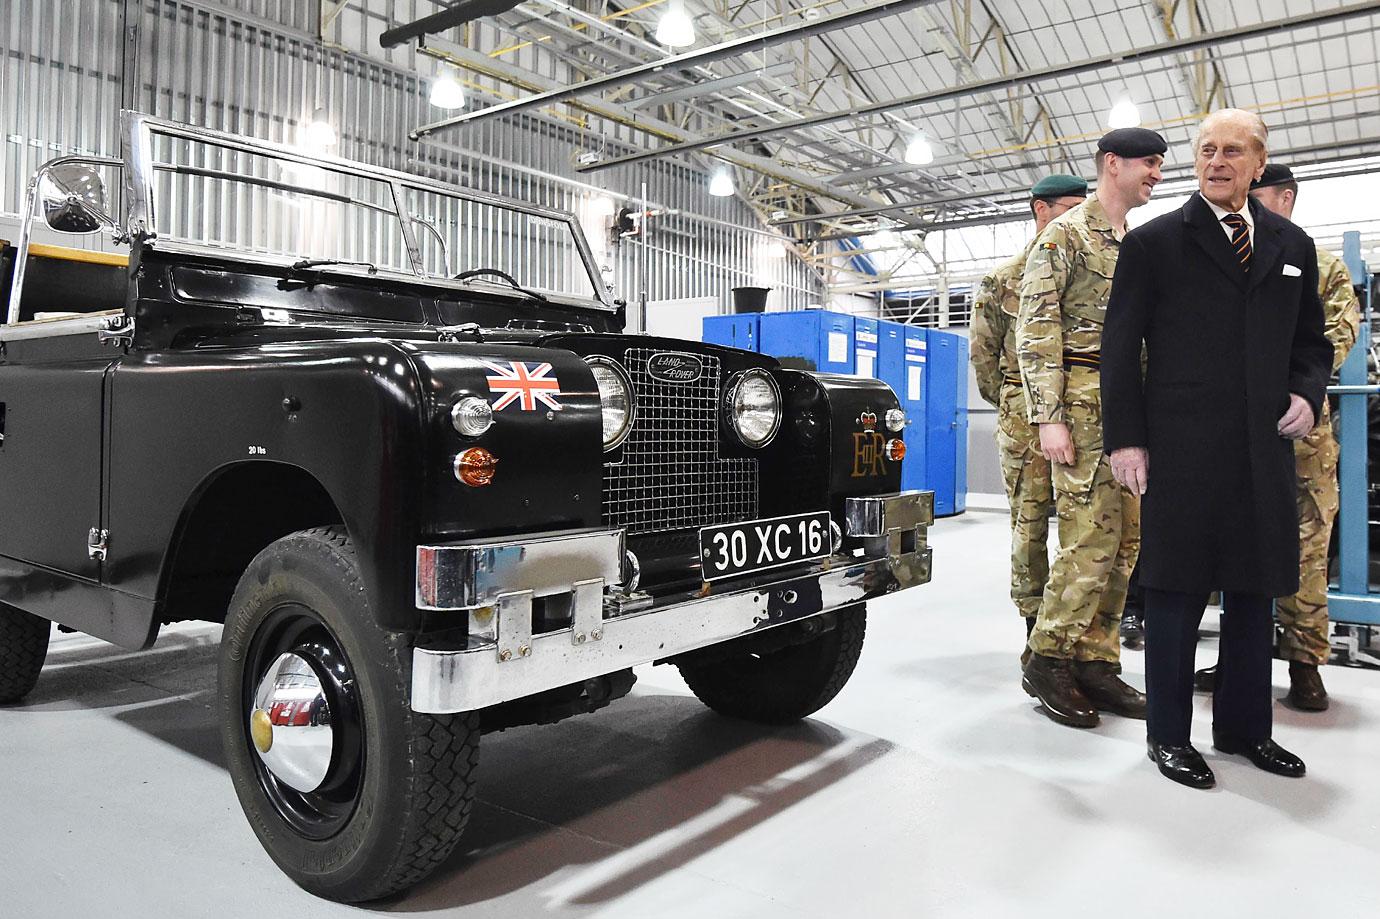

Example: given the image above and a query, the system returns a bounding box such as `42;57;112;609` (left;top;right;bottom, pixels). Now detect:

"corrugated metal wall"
0;0;823;311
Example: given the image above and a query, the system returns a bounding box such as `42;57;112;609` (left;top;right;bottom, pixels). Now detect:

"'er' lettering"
851;432;888;477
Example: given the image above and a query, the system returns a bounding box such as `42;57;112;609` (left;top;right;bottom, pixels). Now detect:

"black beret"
1097;127;1168;158
1251;163;1295;189
1030;174;1088;198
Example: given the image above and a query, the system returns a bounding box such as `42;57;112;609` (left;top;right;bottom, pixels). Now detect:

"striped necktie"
1222;213;1251;272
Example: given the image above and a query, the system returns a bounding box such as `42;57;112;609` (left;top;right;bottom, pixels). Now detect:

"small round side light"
454;447;499;486
451;396;494;437
885;408;906;432
884;438;907;461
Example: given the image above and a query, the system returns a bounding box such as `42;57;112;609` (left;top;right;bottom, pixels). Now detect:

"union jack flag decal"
482;360;563;412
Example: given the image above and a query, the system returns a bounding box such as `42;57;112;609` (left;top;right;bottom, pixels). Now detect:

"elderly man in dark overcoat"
1100;109;1333;789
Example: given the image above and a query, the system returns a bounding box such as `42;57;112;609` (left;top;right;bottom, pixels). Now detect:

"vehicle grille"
603;348;758;536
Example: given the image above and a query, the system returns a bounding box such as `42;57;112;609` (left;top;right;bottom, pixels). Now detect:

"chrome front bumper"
411;490;933;713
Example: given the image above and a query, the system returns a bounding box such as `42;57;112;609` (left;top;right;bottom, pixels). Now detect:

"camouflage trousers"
996;383;1053;619
1276;406;1339;666
1028;371;1140;664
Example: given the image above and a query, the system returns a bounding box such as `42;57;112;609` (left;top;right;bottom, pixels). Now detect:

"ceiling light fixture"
303;107;337;148
708;168;735;197
904;134;934;165
655;0;696;48
1107;98;1142;128
429;72;465;110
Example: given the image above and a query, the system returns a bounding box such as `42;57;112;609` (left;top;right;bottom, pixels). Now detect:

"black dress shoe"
1147;738;1215;789
1193;664;1217;693
1212;732;1306;777
1119;611;1144;649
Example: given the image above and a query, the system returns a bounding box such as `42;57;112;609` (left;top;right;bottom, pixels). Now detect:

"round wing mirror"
40;164;110;234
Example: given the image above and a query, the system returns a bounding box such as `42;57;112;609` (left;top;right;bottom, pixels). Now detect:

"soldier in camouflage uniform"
1194;164;1361;711
1015;128;1167;729
970;175;1087;664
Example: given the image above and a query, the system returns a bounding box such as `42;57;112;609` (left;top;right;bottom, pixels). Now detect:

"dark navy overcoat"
1101;193;1332;597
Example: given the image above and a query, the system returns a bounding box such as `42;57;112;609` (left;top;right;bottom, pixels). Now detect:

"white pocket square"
1282;264;1302;277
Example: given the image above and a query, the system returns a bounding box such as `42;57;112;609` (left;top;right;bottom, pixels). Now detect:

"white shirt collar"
1201;193;1253;229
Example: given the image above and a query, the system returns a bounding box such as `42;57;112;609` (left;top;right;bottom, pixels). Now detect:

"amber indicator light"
884;438;906;461
454;447;499;486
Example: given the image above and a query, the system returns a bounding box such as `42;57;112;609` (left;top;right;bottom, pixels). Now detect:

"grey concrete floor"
3;510;1378;917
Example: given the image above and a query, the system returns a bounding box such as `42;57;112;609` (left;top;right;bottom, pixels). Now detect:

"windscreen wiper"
289;258;379;275
453;267;547;302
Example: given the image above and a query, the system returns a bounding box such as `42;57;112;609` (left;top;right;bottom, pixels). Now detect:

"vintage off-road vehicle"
0;113;931;901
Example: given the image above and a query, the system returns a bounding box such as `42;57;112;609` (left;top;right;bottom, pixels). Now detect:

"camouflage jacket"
970;238;1036;406
1317;246;1361;375
1016;195;1121;424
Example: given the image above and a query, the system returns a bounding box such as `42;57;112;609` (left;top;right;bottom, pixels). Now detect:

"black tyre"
676;604;866;725
218;526;479;903
0;602;50;704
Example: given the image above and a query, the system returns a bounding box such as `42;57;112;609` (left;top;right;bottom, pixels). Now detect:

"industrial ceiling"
321;0;1380;291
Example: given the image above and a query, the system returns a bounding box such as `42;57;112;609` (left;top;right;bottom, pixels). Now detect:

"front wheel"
676;603;866;725
218;527;479;902
0;602;50;704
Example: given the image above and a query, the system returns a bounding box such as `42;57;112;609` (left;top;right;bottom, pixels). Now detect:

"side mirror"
40;164;111;234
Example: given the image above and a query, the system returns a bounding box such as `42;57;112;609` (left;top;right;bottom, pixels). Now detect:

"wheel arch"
157;460;345;626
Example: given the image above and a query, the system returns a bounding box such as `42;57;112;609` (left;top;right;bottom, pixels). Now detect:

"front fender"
759;370;905;520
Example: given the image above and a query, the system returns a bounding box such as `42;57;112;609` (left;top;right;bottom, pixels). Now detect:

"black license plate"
699;511;833;581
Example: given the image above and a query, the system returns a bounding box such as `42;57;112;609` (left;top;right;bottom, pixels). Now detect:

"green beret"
1031;174;1088;199
1251;163;1295;189
1097;127;1168;158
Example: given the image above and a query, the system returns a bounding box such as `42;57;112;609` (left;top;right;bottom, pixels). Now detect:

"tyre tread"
0;604;51;705
678;605;866;725
223;526;480;903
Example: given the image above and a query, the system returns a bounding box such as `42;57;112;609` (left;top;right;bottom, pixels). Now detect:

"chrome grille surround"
603;348;758;536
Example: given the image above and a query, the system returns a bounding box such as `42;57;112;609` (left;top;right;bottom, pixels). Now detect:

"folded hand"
1110;447;1149;496
1277;394;1314;440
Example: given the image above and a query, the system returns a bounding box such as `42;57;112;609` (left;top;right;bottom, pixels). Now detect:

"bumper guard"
412;490;932;713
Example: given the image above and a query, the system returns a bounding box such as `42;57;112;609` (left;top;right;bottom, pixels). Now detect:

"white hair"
1196;108;1269;153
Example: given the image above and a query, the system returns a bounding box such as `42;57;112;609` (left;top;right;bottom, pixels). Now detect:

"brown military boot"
1286;661;1329;711
1022;653;1099;728
1072;659;1148;719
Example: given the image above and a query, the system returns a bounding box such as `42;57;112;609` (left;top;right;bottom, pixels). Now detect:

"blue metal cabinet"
900;325;928;495
758;310;856;375
853;316;879;380
702;314;760;352
876;319;906;399
951;331;969;514
925;329;964;516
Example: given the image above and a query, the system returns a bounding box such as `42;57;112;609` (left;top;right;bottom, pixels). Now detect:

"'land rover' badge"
646;352;703;384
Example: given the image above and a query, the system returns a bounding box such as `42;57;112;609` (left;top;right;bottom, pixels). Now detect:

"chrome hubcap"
250;652;335;793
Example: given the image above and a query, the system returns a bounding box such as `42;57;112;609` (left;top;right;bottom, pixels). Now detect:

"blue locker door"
876;320;906;396
759;310;856;374
925;329;959;516
818;311;856;374
854;316;879;379
952;332;969;513
901;326;928;494
702;314;759;351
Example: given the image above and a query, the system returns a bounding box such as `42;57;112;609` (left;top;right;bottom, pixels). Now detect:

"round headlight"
885;408;906;432
585;356;635;451
451;396;494;437
724;369;781;448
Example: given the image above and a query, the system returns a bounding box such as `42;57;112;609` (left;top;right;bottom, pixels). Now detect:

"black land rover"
0;113;931;902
